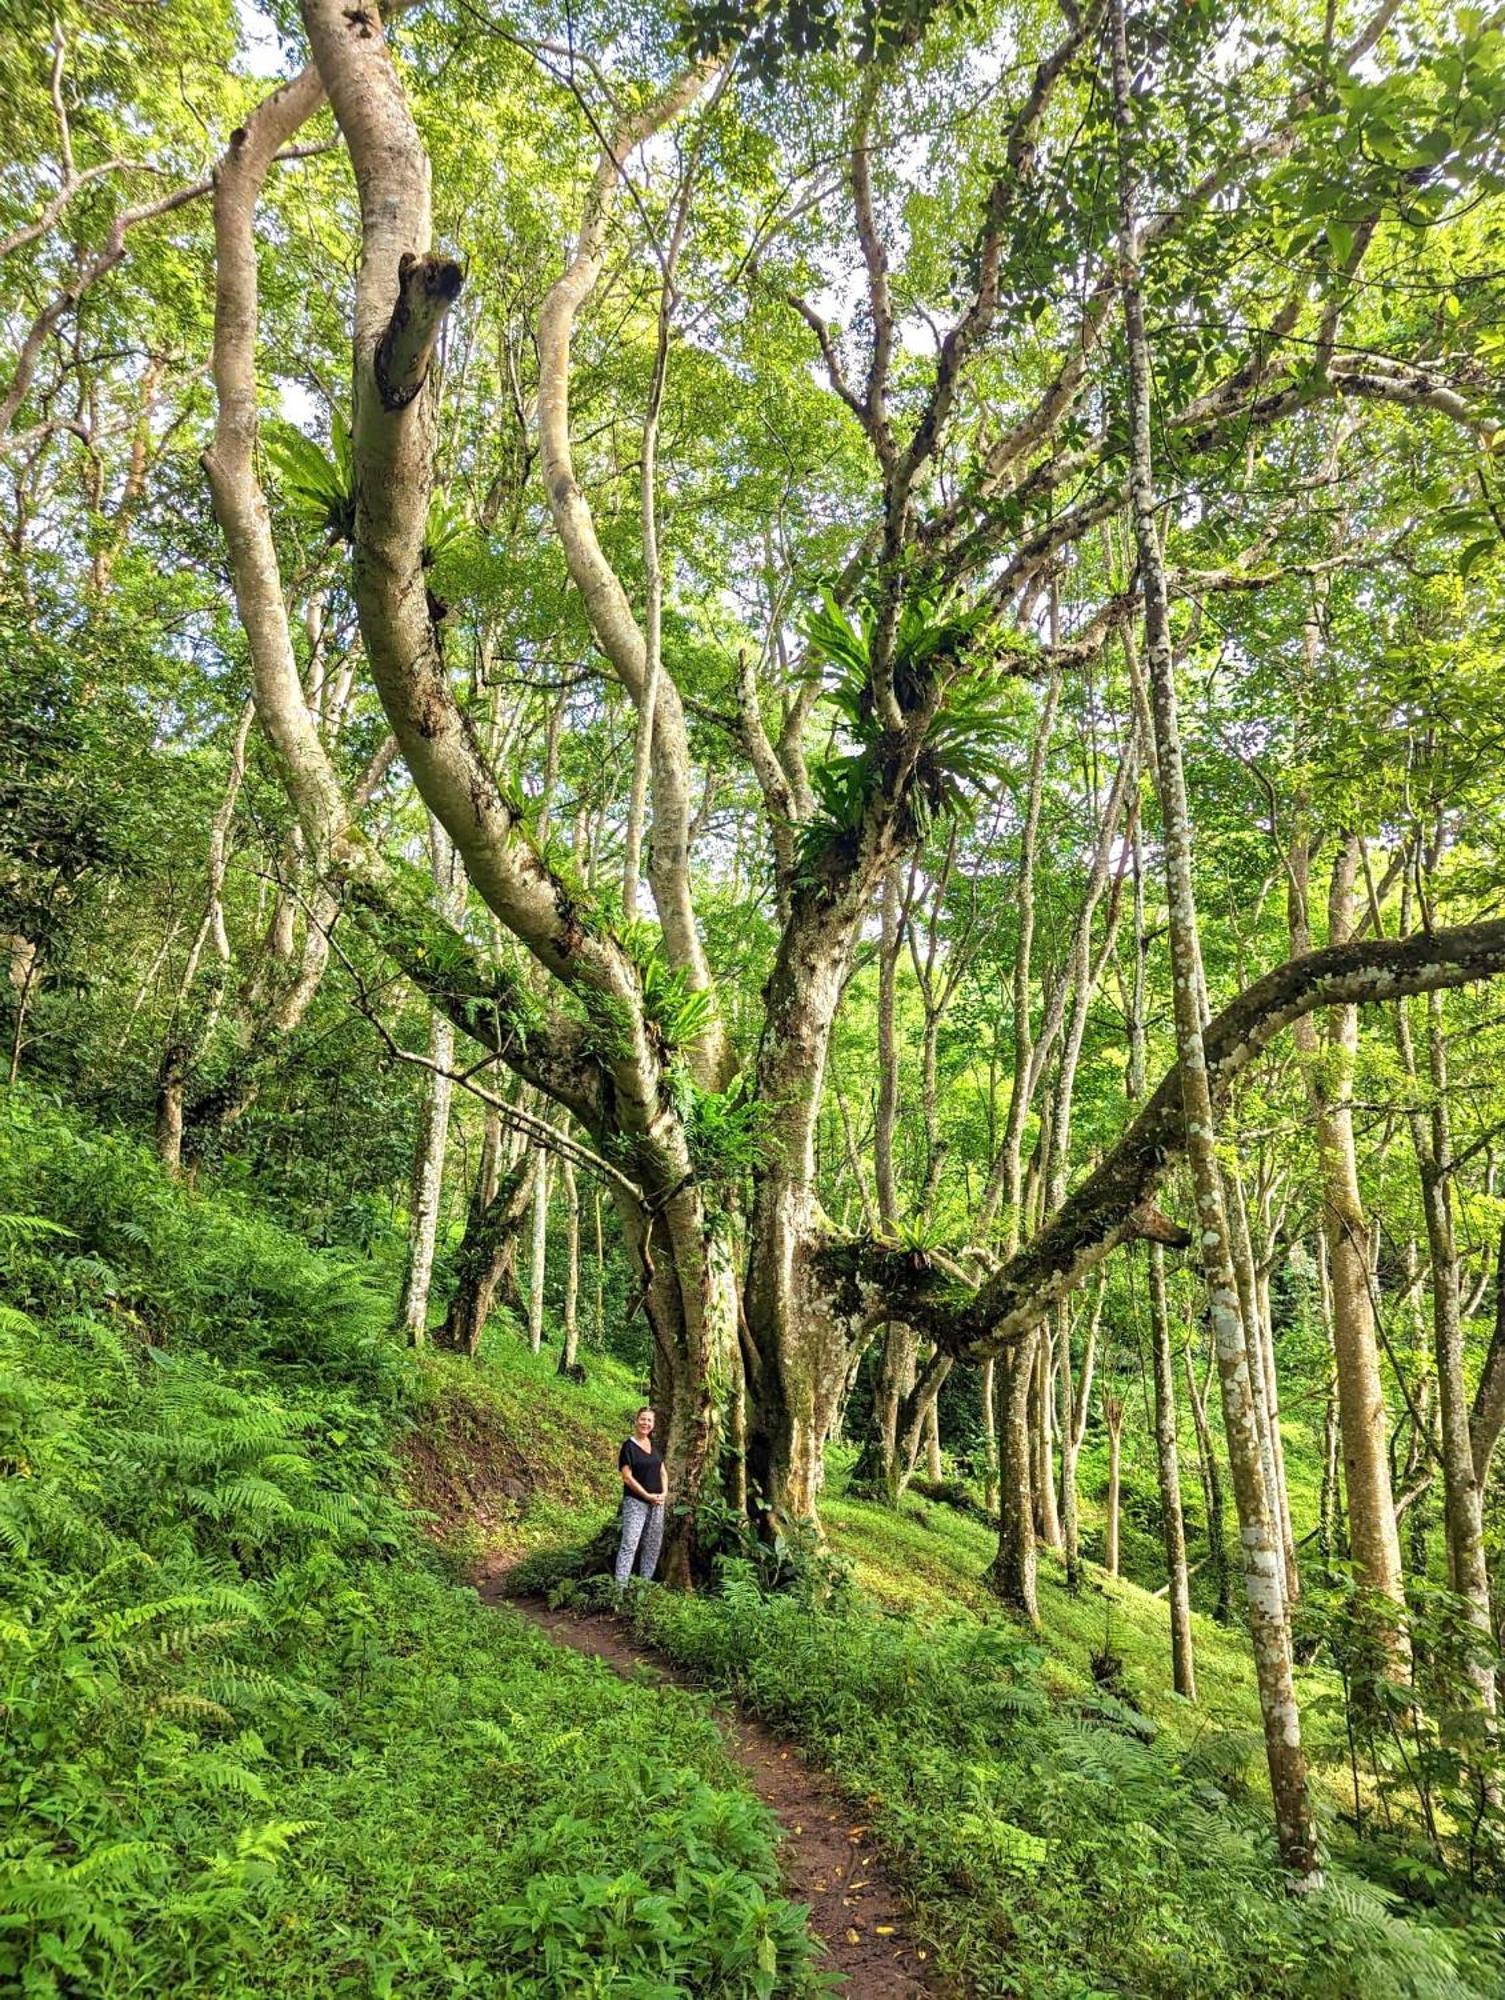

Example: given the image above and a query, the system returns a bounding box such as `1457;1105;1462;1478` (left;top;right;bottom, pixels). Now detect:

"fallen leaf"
875;1926;895;1936
845;1929;860;1945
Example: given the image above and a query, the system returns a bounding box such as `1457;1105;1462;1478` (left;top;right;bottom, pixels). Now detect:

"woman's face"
636;1409;655;1438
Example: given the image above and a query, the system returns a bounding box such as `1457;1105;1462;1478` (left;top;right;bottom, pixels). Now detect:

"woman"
614;1405;667;1588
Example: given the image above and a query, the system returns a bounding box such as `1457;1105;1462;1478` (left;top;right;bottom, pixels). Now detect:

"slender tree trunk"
1149;1245;1197;1698
1471;1223;1505;1487
527;1151;550;1353
557;1158;581;1373
1058;1302;1088;1591
1103;1390;1124;1580
1291;830;1406;1655
1226;1156;1288;1614
874;861;902;1229
1318;1369;1344;1565
856;863;920;1502
981;1357;998;1511
925;1393;943;1481
397;820;464;1343
1404;990;1496;1716
1185;1342;1233;1625
1112;0;1317;1873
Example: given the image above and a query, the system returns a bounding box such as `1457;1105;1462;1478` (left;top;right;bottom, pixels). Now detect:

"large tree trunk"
990;1333;1039;1621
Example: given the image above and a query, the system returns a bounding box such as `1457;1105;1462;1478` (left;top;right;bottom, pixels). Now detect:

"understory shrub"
621;1562;1505;2000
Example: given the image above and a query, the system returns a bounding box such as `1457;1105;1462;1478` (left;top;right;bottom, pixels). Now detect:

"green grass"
493;1365;1504;2000
0;1092;817;1998
401;1337;642;1564
821;1476;1307;1740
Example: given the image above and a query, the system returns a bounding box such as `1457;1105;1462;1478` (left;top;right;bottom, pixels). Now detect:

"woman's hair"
635;1405;654;1420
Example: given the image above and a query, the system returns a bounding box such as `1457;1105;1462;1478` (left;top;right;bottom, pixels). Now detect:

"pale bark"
294;2;727;1570
1149;1246;1197;1698
1291;829;1406;1647
1059;1286;1101;1593
1103;1390;1125;1579
396;818;465;1344
1185;1340;1233;1625
534;62;728;1085
1472;1224;1505;1486
874;862;903;1231
1399;987;1495;1716
1111;0;1316;1874
527;1151;550;1354
557;1159;581;1374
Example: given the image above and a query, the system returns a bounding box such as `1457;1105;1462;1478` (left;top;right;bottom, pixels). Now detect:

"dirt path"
475;1561;947;1999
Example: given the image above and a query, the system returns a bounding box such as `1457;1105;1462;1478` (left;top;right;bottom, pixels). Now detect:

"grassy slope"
821;1471;1324;1756
0;1095;814;1999
421;1339;1334;1776
461;1344;1504;2000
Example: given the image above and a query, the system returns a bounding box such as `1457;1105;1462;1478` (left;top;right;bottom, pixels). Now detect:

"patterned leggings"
614;1494;664;1587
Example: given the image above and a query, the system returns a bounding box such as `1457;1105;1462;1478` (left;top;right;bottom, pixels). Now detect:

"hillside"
411;1339;1503;1999
0;1097;816;1997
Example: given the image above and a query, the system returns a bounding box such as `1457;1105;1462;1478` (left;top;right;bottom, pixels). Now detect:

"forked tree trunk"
854;1318;917;1501
435;1125;532;1356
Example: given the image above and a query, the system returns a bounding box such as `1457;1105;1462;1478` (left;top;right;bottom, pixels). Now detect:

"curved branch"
954;919;1505;1356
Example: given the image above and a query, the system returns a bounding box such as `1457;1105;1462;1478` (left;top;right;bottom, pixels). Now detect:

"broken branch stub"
376;250;465;410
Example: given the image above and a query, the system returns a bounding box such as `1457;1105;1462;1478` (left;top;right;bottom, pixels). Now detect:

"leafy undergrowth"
820;1464;1316;1749
503;1381;1505;1999
0;1093;816;1998
613;1565;1505;2000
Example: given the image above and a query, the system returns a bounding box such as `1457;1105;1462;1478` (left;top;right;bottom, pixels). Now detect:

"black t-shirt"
619;1436;664;1496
